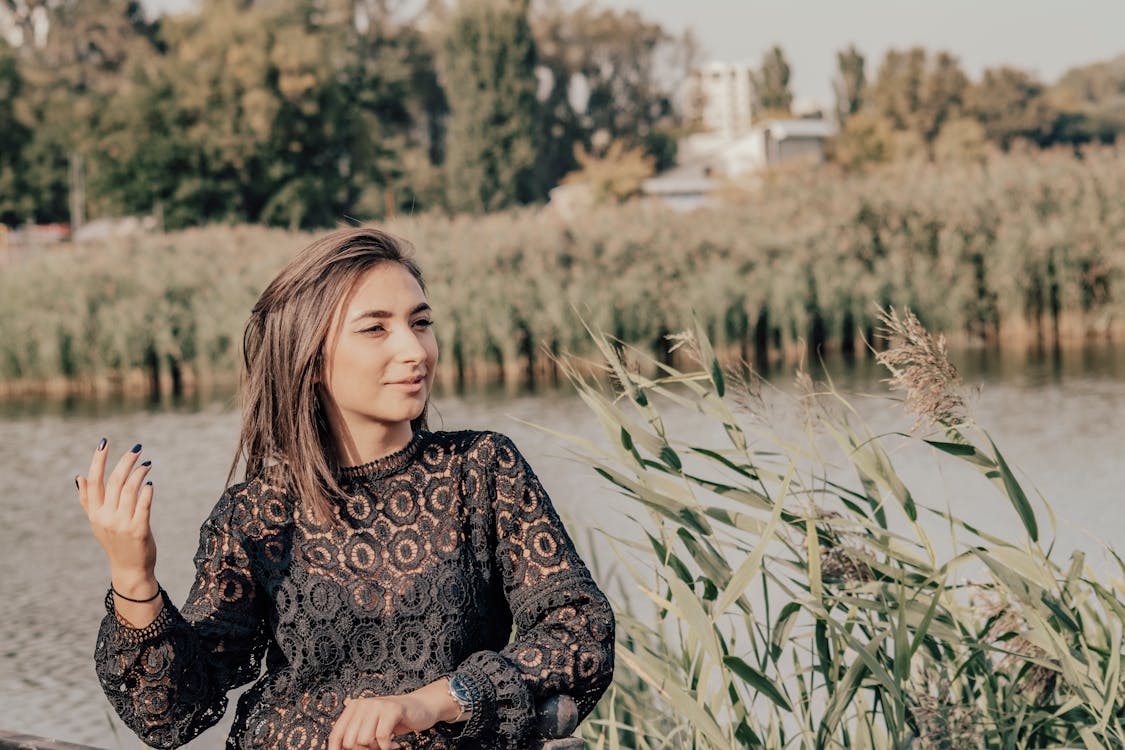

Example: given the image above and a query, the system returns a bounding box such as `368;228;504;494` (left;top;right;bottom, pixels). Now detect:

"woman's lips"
386;376;425;393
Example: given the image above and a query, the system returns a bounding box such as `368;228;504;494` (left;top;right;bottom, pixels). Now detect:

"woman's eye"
414;319;434;328
359;325;385;334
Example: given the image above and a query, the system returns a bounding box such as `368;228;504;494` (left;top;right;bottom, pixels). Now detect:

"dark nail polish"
75;476;80;489
145;480;153;486
141;460;152;467
97;438;107;451
131;443;142;454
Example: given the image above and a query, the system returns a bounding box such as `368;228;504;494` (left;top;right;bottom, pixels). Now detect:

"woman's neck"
333;421;415;468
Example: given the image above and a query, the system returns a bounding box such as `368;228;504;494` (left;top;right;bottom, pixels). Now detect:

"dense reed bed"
2;145;1124;396
570;311;1125;749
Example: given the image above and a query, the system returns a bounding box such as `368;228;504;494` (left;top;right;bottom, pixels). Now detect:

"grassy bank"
2;145;1124;397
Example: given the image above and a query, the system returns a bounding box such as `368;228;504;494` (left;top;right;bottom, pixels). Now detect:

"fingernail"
97;438;107;451
141;460;152;467
74;475;80;489
131;443;142;454
145;480;153;486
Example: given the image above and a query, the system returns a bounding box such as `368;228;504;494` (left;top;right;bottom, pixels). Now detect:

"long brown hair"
227;227;429;524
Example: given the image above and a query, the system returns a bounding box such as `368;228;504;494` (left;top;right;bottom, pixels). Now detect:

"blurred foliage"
828;112;896;173
753;45;794;115
531;0;692;181
440;0;544;213
3;146;1124;395
4;1;1125;227
932;117;988;165
870;48;968;149
967;67;1059;150
0;0;692;227
0;37;31;224
561;139;656;203
833;45;866;127
831;44;1125;171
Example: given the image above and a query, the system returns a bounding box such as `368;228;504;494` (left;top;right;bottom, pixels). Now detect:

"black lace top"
94;430;615;749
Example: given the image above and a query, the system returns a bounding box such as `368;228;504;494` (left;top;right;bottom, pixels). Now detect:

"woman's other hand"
328;679;460;750
77;438;161;624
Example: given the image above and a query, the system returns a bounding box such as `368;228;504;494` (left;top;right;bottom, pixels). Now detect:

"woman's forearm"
413;677;463;724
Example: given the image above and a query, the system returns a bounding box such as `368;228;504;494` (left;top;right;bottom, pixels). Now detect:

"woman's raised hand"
76;439;159;601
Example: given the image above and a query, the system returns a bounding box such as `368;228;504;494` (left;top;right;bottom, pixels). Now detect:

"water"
1;345;1123;748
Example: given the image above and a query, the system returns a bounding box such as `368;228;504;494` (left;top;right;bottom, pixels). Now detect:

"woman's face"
319;262;438;441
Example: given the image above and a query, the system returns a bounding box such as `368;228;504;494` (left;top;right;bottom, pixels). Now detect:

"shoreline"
2;327;1120;404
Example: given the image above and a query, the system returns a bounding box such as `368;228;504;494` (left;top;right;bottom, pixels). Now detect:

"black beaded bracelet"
110;583;162;603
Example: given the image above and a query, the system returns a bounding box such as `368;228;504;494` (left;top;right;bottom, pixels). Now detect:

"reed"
563;310;1125;749
2;145;1124;396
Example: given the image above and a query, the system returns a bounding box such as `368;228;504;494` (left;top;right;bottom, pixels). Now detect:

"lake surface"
2;345;1123;748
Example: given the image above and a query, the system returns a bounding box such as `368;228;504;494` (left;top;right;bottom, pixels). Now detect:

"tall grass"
566;311;1125;749
2;145;1125;396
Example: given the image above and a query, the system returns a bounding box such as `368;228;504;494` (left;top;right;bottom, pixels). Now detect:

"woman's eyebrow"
350;303;432;322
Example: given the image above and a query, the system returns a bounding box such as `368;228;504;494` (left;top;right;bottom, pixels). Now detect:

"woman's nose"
394;327;428;362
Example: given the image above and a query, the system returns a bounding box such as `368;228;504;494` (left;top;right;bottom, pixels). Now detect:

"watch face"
449;676;471;702
448;675;477;714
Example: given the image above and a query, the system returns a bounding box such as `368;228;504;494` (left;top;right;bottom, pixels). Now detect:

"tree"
753;45;792;114
833;44;865;125
829;111;895;172
933;117;988;164
89;0;441;227
560;139;654;203
440;0;544;213
1053;53;1125;107
0;38;31;224
10;0;162;222
968;66;1057;149
531;1;690;184
1048;54;1125;146
871;47;968;152
871;47;926;131
916;51;968;144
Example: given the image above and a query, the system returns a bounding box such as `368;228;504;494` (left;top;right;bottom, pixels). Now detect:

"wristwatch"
445;674;479;724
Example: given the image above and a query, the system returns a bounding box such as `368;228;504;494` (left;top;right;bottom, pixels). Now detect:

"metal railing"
0;732;103;750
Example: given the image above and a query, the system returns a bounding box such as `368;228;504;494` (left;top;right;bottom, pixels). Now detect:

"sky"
143;0;1125;104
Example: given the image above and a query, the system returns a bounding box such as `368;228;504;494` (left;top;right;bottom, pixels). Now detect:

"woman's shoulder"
204;469;294;535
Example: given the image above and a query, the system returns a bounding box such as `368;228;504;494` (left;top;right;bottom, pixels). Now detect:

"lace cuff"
508;567;595;622
102;587;177;648
446;650;535;747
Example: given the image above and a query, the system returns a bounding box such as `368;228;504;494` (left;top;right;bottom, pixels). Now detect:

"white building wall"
691;62;756;138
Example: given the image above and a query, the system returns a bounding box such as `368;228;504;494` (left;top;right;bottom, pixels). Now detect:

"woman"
77;227;615;750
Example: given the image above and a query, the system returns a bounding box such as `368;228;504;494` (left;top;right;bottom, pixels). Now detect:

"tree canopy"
0;0;690;227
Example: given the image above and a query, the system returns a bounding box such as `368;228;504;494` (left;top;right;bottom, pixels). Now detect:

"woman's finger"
119;460;153;520
133;480;155;528
352;709;378;750
86;437;109;510
328;703;352;750
105;444;143;511
342;709;365;750
372;713;397;750
76;475;89;515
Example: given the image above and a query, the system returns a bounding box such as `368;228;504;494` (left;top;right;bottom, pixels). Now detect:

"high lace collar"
339;430;427;480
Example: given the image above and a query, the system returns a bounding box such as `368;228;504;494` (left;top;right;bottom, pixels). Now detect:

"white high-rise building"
688;62;757;138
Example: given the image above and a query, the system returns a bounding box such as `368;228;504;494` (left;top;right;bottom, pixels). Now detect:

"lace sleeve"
447;432;616;748
94;486;270;749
